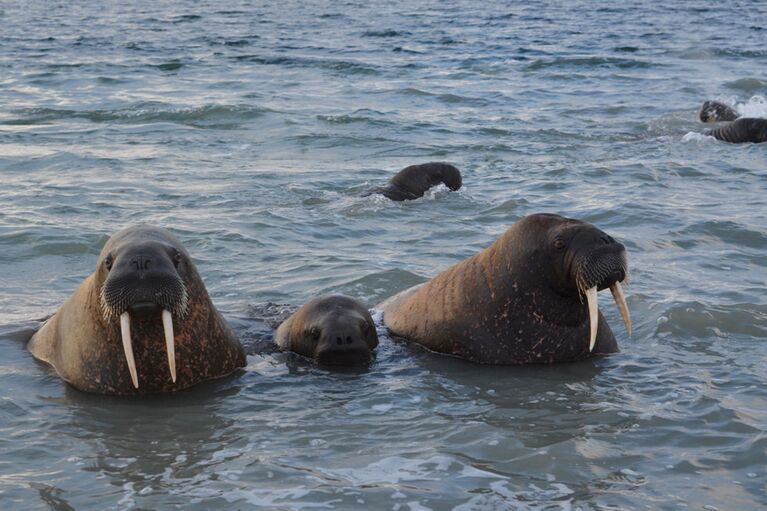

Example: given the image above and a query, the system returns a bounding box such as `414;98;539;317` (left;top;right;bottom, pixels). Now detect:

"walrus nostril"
336;337;343;345
346;336;352;344
130;256;152;272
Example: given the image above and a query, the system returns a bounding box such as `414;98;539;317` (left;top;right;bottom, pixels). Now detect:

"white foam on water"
317;455;503;487
735;95;767;118
453;480;575;511
221;488;340;509
682;132;715;143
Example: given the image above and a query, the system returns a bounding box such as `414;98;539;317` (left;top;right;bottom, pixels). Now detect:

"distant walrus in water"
27;225;246;395
377;213;632;364
366;162;462;201
276;295;378;366
698;100;767;143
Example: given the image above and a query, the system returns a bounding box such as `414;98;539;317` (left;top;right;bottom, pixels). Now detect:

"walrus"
27;225;246;395
365;162;462;201
706;117;767;144
377;213;632;364
275;295;378;365
699;100;740;123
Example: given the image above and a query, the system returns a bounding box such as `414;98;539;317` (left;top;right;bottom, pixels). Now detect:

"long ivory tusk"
119;312;139;389
610;282;632;337
586;286;598;352
162;309;176;383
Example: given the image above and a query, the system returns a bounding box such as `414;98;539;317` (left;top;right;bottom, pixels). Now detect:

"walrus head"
521;213;631;352
278;295;379;366
97;227;192;388
699;100;740;123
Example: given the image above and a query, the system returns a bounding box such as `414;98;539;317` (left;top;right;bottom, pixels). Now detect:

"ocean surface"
1;1;766;509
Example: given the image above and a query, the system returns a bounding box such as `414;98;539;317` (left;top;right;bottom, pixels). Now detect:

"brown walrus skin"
699;100;740;123
378;214;632;365
275;295;378;366
27;225;246;395
366;162;462;201
706;117;767;144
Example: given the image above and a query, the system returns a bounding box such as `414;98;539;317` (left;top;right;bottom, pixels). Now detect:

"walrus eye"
104;255;114;271
172;250;182;268
310;327;321;340
553;238;566;250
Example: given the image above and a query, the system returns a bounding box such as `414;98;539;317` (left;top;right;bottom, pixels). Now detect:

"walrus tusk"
586;286;598;352
162;309;177;383
610;282;632;337
119;312;139;388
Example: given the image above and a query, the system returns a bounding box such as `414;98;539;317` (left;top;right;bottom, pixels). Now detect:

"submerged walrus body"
698;100;767;143
378;214;632;365
28;225;246;395
706;117;767;144
366;162;462;201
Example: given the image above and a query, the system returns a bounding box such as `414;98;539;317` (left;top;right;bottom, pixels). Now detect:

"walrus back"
381;239;504;355
708;118;767;144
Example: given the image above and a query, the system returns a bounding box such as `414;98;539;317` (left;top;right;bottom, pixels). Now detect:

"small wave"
4;103;271;127
151;61;184;71
171;14;202;24
316;110;393;127
362;29;411;38
677;219;767;249
525;56;653;71
398;88;491;106
724;78;767;93
232;54;380;75
656;302;767;338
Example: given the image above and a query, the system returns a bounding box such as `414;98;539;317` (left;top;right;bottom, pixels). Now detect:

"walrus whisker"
162;309;177;383
119;312;139;389
610;282;632;337
585;286;598;352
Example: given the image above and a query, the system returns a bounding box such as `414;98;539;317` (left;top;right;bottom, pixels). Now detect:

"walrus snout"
315;342;373;366
572;239;631;351
100;247;188;319
313;322;376;366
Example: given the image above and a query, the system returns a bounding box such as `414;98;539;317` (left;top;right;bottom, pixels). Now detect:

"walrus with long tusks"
365;162;462;201
377;213;632;364
275;295;378;366
27;225;246;395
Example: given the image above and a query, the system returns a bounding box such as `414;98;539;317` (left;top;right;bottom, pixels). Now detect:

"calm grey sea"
1;1;766;509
